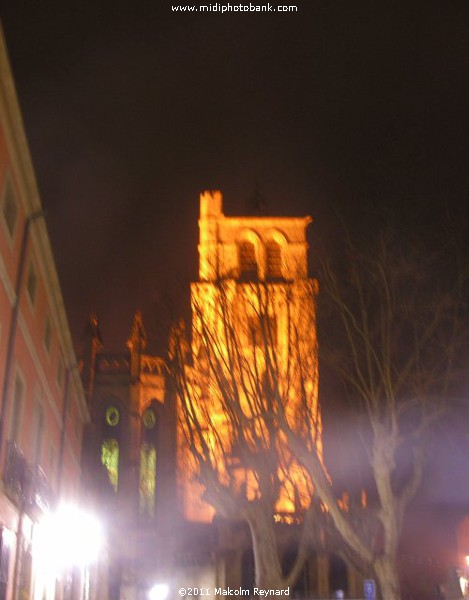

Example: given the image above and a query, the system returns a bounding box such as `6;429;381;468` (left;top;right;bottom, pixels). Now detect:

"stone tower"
81;312;176;598
179;190;321;522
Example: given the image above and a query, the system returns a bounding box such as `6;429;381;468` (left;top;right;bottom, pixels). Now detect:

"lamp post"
148;583;169;600
457;555;469;598
33;503;103;600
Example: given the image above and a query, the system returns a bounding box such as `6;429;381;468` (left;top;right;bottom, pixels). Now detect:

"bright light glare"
35;504;103;569
149;583;169;600
1;527;14;548
459;575;468;595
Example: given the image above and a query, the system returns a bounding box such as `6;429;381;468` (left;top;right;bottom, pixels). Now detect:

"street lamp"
36;503;103;567
458;556;469;597
34;503;104;599
148;583;169;600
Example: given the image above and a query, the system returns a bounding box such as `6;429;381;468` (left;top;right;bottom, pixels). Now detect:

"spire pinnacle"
127;310;147;352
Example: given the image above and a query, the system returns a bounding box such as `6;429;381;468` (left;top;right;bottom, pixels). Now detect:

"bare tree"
280;229;465;600
171;280;321;591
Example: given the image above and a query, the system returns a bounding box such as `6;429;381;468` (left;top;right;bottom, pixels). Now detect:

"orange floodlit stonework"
178;191;322;522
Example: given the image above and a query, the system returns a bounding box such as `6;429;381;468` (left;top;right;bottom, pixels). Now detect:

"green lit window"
101;438;119;492
139;442;156;516
142;408;156;430
105;406;120;427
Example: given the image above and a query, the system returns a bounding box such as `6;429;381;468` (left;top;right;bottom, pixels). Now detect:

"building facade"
180;189;320;522
82;191;364;599
81;312;176;600
0;29;92;600
176;191;362;597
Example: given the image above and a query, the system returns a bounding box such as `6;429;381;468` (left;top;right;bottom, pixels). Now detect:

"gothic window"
266;240;282;279
139;442;156;516
140;407;157;516
238;241;258;280
101;404;121;492
101;439;119;492
142;407;156;430
105;406;120;427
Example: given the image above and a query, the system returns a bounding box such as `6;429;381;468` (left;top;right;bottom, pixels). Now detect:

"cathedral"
81;191;360;599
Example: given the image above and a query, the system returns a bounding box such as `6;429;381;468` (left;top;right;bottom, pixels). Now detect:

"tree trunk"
247;508;287;593
374;554;401;600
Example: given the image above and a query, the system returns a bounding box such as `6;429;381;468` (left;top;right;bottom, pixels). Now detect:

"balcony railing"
3;441;27;498
3;441;55;515
28;464;54;514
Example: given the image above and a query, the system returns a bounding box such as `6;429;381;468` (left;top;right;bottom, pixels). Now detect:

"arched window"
266;240;282;279
101;405;121;492
238;241;258;280
140;407;157;516
101;439;119;491
105;406;120;427
140;442;156;516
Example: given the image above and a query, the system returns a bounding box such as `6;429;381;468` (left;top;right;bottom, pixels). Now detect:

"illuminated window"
142;408;156;430
105;406;120;427
101;439;119;492
2;177;18;238
140;441;156;516
266;240;282;278
26;263;38;306
239;241;258;280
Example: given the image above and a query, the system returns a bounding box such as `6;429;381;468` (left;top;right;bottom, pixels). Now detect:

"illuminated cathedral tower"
179;190;321;522
80;192;356;598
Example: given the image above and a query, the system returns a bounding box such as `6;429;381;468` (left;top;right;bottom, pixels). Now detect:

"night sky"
3;0;468;352
1;1;468;513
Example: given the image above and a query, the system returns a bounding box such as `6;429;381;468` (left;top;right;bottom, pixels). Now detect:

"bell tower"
180;191;321;521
